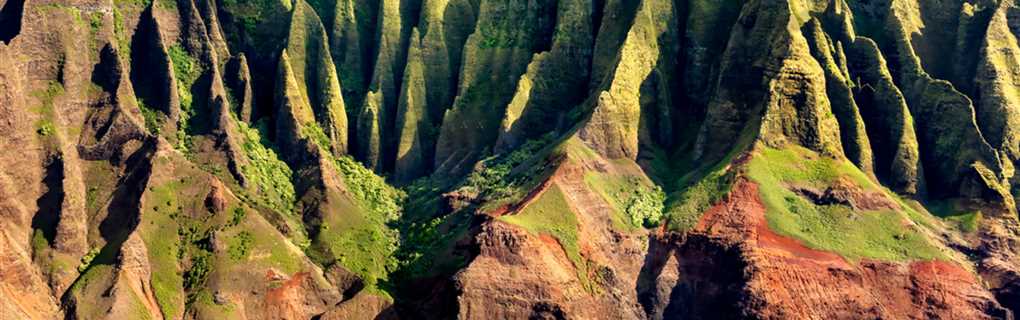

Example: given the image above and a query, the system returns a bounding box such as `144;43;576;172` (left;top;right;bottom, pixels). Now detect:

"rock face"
2;0;1020;319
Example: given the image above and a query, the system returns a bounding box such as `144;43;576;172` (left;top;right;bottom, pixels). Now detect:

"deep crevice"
0;0;24;44
130;5;174;115
32;156;66;246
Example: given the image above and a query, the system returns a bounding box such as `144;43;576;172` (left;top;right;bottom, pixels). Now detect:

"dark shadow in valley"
32;156;66;246
0;0;24;44
637;234;750;320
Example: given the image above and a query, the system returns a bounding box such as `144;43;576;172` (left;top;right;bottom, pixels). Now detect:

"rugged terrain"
1;0;1020;319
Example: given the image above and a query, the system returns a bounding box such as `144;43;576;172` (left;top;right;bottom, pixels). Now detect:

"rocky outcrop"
393;29;431;184
579;0;678;160
433;0;558;176
319;292;398;319
495;0;595;152
656;178;1011;319
274;50;320;165
974;1;1020;193
285;0;349;157
861;0;1009;202
803;18;874;175
846;37;924;194
225;54;255;124
695;0;844;163
353;0;414;172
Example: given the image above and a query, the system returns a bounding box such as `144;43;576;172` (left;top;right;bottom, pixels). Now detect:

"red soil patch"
265;271;309;304
689;178;1004;319
486;177;554;217
695;178;847;265
910;260;973;279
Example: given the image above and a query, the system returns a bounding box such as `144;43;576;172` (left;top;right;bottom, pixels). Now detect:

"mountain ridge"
1;0;1020;318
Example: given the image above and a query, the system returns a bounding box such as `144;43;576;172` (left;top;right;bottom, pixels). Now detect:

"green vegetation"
36;122;56;136
476;18;543;49
926;200;983;233
388;213;471;281
88;12;103;34
30;81;64;139
228;231;254;261
314;214;398;293
220;0;290;35
334;155;405;218
168;44;201;151
67;264;117;319
154;0;177;9
500;184;598;292
945;211;982;233
141;170;223;317
301;122;332;151
665;167;733;231
77;247;101;272
112;6;128;59
314;156;405;292
31;230;49;255
113;0;153;6
183;251;211;291
584;173;664;229
168;45;199;111
625;185;665;228
138;99;162;135
237;120;296;214
460;134;557;209
747;146;945;261
142;184;184;319
228;207;247;227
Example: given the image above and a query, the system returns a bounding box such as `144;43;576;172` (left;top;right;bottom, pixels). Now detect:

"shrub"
78;247;101;272
228;207;247;227
229;231;254;261
461;134;555;203
625;185;665;228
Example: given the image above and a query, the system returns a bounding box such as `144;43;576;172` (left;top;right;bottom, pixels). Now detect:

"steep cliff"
2;0;1020;319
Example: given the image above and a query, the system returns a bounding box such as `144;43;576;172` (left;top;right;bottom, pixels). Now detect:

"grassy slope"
310;155;404;295
746;146;946;261
139;168;187;319
499;183;598;292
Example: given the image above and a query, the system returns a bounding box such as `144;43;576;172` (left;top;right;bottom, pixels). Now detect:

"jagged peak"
393;27;430;184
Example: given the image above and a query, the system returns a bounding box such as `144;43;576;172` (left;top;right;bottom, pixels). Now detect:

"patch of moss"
67;264;117;319
747;146;946;261
168;44;200;151
216;212;304;275
30;81;64;139
112;6;129;59
301;122;332;151
31;229;49;256
36;121;56;137
665;167;734;231
88;12;102;33
227;207;247;227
